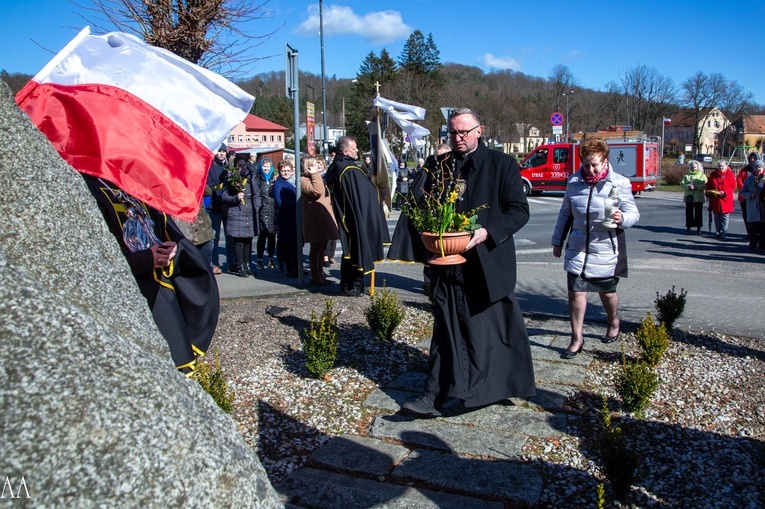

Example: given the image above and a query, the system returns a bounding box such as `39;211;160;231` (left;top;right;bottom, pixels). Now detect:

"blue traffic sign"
550;112;564;126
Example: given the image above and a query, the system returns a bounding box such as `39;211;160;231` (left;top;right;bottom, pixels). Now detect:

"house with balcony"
664;107;731;156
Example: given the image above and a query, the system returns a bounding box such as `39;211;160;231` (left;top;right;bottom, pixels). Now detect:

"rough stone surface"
371;414;527;459
0;82;280;507
444;404;566;438
531;357;588;386
279;467;503;509
391;449;542;506
308;434;409;477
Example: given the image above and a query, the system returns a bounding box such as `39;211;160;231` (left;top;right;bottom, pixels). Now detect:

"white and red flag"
663;117;672;125
15;27;254;221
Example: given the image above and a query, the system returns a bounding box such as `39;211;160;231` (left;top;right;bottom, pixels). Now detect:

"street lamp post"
563;90;574;142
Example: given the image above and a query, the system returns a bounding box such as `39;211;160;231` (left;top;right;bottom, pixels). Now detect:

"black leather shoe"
339;288;362;297
400;395;441;418
562;340;584;359
602;331;620;344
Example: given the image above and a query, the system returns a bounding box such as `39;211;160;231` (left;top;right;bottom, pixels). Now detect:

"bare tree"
621;64;676;134
80;0;282;75
548;64;577;113
717;80;755;157
681;71;727;153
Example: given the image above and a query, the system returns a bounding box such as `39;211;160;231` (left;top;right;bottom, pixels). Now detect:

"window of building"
238;135;243;142
229;135;234;142
278;135;282;142
253;135;259;142
246;136;251;142
270;135;274;142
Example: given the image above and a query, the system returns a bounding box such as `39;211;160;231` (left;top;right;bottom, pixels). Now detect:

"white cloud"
295;4;411;45
480;53;521;72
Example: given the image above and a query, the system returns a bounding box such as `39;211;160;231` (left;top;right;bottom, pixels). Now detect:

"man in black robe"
325;136;389;296
84;175;219;374
399;108;536;416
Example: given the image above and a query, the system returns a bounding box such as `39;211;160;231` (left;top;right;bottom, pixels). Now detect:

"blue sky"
3;0;765;105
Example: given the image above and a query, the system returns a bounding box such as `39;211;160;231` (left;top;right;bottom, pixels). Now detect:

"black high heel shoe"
602;323;620;344
562;340;584;359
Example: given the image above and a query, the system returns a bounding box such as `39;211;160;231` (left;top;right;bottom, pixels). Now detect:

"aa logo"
1;476;30;499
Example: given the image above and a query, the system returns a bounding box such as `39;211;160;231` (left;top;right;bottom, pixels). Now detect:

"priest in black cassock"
397;108;536;417
83;175;219;375
325;136;389;297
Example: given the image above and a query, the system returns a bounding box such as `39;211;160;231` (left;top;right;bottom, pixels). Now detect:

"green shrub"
192;349;235;413
597;397;639;500
636;313;671;367
364;283;406;341
303;299;340;378
615;356;658;417
654;286;687;330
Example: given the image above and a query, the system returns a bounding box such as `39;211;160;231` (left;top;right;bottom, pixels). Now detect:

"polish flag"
15;27;254;221
663;117;672;125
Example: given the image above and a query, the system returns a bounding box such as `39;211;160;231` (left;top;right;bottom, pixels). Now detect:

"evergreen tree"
398;30;428;75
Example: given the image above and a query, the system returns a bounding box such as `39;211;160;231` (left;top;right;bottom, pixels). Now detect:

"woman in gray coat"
551;138;640;358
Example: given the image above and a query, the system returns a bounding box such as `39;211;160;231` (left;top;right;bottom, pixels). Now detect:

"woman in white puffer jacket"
551;138;640;359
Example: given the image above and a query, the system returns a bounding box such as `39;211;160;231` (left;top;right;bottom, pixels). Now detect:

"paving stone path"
277;317;624;508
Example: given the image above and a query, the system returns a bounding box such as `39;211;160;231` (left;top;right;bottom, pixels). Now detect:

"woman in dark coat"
221;159;260;277
252;156;277;269
273;159;299;277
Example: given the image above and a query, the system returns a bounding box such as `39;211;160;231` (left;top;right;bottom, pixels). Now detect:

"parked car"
693;154;713;163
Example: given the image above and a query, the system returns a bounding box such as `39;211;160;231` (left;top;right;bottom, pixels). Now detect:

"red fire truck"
518;135;659;195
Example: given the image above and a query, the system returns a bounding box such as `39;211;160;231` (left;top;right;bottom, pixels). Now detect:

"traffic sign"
552;126;563;135
550;112;564;126
441;107;455;121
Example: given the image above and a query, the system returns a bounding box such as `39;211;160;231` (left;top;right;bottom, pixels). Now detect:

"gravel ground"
209;293;765;508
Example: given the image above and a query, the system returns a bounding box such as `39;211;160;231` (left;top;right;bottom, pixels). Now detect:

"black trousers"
685;201;703;228
257;231;275;259
233;237;252;269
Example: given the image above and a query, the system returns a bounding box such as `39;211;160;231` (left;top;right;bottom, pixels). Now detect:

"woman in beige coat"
300;155;339;285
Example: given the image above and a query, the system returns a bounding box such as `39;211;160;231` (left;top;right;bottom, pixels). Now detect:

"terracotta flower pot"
420;232;472;265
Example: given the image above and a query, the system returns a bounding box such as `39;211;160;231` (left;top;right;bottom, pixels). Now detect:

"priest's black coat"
423;142;536;407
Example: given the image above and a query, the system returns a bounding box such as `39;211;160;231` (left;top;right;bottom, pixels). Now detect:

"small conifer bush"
598;397;639;500
636;313;671;367
303;298;339;378
654;286;687;331
192;349;235;413
364;283;406;341
615;356;658;417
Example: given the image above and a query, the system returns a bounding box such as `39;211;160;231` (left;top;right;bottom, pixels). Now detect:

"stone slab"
443;404;566;438
532;358;588;386
530;337;593;366
385;371;428;392
278;467;503;509
309;434;409;477
524;383;578;412
391;449;541;506
364;388;417;412
371;414;526;459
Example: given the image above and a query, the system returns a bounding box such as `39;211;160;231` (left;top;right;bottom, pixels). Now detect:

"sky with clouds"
2;0;765;104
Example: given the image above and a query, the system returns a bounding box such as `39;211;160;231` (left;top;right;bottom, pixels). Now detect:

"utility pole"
319;0;329;161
